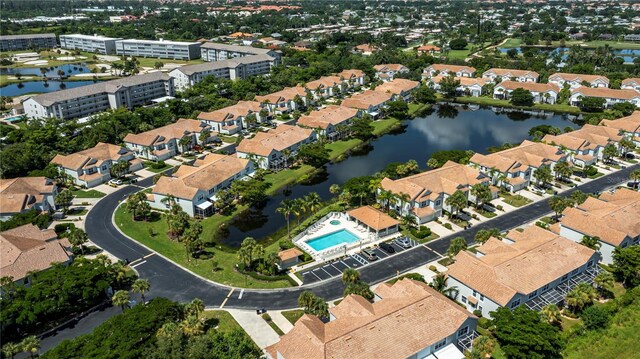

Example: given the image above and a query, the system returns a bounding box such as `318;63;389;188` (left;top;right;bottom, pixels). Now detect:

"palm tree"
179;315;204;336
282;148;291;168
594;271;614;296
131;278;150;305
305;192;322;215
276;199;295;239
445;190;468;219
378;189;395;212
20;336;40;359
156;322;180;338
68;228;88;255
329;184;341;196
566;283;597;313
540;304;562;326
427;158;440;169
2;342;21;359
112;290;130;312
161;194;177;207
342;268;360;285
470;183;492;209
429;273;458;298
185;298;205;319
298;291;316;312
395;192;412;216
447;237;468;258
630;169;640;189
292;198;306;227
178;136;192;153
579;235;601;251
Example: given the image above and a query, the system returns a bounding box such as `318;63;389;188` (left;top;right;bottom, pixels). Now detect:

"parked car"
395;237;412;248
627;181;640;190
379;242;395;253
108;179;123;186
361;248;378;261
624;152;635;160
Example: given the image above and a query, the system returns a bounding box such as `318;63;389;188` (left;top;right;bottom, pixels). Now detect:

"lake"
0;63;92;76
0;80;97;97
219;105;579;246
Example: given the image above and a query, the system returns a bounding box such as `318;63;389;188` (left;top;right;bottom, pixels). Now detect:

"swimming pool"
2;115;24;122
306;229;360;252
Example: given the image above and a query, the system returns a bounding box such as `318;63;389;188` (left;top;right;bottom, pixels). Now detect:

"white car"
108;179;123;186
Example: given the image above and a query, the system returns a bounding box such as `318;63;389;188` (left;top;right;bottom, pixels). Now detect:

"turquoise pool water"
3;116;24;122
306;229;360;251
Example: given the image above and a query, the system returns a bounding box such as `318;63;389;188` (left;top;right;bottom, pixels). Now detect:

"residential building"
380;161;494;225
347;206;400;237
0;177;57;220
556;188;640;264
447;226;599;318
482;68;540;83
169;54;275;91
236;125;316;170
569;86;640;108
276;248;303;270
254;86;308;114
115;39;201;60
469;140;567;193
266;279;477;359
23;72;175;120
304;76;344;99
548;73;610;89
0;224;72;284
200;42;281;65
59;34;122;54
542;124;622;166
338;69;366;86
51;142;143;188
374;78;420;102
427;76;491;97
621;78;640;91
150;154;254;217
423;64;476;78
123;119;215;161
494;81;559;104
373;64;409;81
0;34;57;52
600;111;640;146
296;105;360;139
353;43;377;56
417;44;441;55
197;101;265;134
341;90;394;118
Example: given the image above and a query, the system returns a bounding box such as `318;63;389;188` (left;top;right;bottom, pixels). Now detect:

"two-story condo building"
482;68;540;83
422;64;476;78
236;125;316;170
542;124;623;166
296;105;360;139
304;76;344;100
569;86;640;108
199;42;282;65
0;177;57;220
373;64;409;81
123;119;216;161
337;69;366;87
447;226;599;318
469;140;567;193
374;78;420;102
427;76;491;97
51;142;143;188
254;86;308;114
150;154;254;217
600;111;640;146
266;279;478;359
493;81;560;104
621;78;640;91
197;101;265;134
417;44;441;55
548;73;610;89
380;161;494;225
341;90;393;118
555;188;640;264
23;72;175;120
59;34;122;54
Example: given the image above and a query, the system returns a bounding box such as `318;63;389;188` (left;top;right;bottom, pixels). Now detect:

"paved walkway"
270;311;294;334
226;309;280;349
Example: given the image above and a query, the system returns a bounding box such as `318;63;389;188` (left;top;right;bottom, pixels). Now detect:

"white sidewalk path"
270;311;294;334
226;309;280;349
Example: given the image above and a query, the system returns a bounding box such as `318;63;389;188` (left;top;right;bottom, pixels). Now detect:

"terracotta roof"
483;68;540;79
354;44;377;53
266;279;475;359
255;86;307;104
374;79;420;95
278;248;303;261
622;78;640;86
297;105;359;129
496;80;559;93
51;142;133;170
305;76;343;91
338;69;365;80
381;161;489;201
341;90;393;110
0;177;56;214
447;226;597;306
417;45;441;52
549;72;609;84
570;86;640;100
123;119;210;147
429;75;491;87
470;140;565;173
560;188;640;246
373;64;408;72
426;64;476;74
236;124;314;157
0;224;71;281
600;111;640;133
542;124;622;151
153;154;251;200
347;206;399;231
197;101;262;123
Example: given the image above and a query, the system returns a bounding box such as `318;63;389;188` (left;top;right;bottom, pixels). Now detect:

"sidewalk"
270;311;294;334
225;309;280;349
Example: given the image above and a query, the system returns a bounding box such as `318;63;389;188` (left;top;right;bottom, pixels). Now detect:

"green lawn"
135;57;204;68
114;205;291;289
453;96;582;114
281;309;305;325
499;192;532;207
203;310;244;334
325;138;363;160
501;38;522;48
143;161;172;173
474;208;497;218
371;118;401;136
446;48;472;60
70;189;106;198
408;102;431;116
263;164;315;196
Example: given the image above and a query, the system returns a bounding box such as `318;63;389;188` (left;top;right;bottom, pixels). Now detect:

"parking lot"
300;238;422;284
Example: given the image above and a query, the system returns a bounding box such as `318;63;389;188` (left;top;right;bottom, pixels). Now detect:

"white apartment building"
200;42;282;65
23;72;175;120
0;34;57;52
115;39;201;60
59;34;122;54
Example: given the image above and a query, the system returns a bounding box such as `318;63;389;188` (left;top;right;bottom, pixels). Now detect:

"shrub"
278;239;294;250
410;226;432;239
585;166;598;176
261;313;272;321
496;205;504;211
443;223;453;230
428;265;438;272
54;223;76;235
581;305;610;330
478;317;491;329
473;309;483;317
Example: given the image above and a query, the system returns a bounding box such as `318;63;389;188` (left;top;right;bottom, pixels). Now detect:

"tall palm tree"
298;291;316;312
292;198;306;227
447;237;468;258
378;189;395;212
395;192;412;216
276;199;295;239
540;304;562;326
19;336;40;359
185;298;205;319
112;290;130;312
470;183;491;209
282;148;291;168
579;235;601;251
429;273;458;298
68;228;88;255
594;271;614;296
341;268;360;285
156;322;180;338
131;278;150;305
179;315;204;336
161;194;177;207
305;192;322;214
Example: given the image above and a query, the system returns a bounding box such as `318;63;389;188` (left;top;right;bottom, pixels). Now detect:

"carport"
346;206;400;237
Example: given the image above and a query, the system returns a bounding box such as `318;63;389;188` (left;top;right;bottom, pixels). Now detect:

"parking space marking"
320;267;332;277
130;260;146;268
334;261;350;271
376;249;389;258
238;289;244;299
311;271;322;281
331;263;344;273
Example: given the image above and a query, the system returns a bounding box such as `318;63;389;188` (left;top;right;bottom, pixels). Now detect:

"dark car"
627;181;640;190
624;152;635;160
379;242;396;253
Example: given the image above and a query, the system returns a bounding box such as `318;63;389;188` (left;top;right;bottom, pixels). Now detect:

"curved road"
86;164;639;310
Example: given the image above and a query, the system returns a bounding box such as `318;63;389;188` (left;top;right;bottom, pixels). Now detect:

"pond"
0;63;92;76
219;105;579;247
0;80;98;97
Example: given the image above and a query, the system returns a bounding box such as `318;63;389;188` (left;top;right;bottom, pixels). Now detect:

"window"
457;326;469;338
528;290;537;299
478;306;483;312
588;260;594;267
561;274;568;282
480;294;485;301
434;339;447;351
571;268;579;275
472;290;477;297
542;284;549;292
461;296;467;304
510;299;520;308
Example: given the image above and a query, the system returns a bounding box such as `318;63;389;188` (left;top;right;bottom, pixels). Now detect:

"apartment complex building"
0;33;57;51
236;125;316;170
200;42;282;65
115;39;202;60
0;177;58;220
23;72;175;120
59;34;122;54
